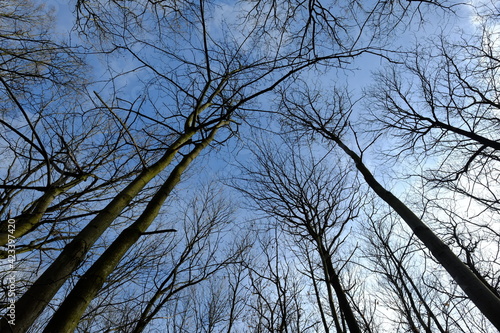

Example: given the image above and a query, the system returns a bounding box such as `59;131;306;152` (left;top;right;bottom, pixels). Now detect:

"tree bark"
0;175;88;246
0;131;195;333
42;123;224;333
319;243;362;333
324;130;500;331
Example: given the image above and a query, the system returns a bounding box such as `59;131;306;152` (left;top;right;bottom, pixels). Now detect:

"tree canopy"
1;0;499;332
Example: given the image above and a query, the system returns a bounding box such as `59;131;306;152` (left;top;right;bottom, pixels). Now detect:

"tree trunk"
319;243;362;333
0;175;88;246
42;124;223;333
0;131;195;333
326;131;500;331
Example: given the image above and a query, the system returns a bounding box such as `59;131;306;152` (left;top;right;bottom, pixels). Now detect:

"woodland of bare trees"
0;0;499;332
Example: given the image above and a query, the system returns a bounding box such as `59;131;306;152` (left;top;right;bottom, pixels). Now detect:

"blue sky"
3;0;499;330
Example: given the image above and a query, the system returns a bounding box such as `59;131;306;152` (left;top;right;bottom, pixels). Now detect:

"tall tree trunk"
319;242;362;333
0;130;196;333
322;129;500;331
42;123;224;332
376;226;447;333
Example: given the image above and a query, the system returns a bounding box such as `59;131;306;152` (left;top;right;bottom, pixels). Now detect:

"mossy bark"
42;125;222;333
0;131;195;333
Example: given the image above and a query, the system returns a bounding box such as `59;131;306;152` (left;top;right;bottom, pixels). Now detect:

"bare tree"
0;0;93;246
238;136;370;332
242;228;313;333
363;204;456;333
0;0;474;331
1;0;355;331
361;14;500;328
279;79;500;330
67;182;245;333
128;184;244;333
364;24;500;299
